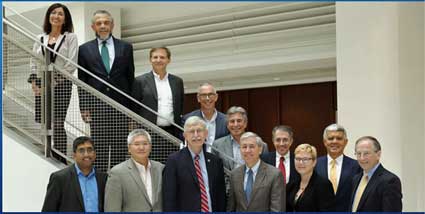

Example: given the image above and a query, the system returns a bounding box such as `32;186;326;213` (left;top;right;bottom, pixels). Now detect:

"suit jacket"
349;164;402;212
287;171;336;212
132;71;184;125
162;147;226;212
78;37;135;111
104;159;164;212
227;160;286;212
315;155;361;211
260;151;300;203
182;109;229;140
212;135;269;170
41;164;107;212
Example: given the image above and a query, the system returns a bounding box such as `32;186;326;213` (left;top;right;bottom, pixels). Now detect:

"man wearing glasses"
315;124;361;211
42;136;107;212
260;125;300;209
182;83;229;152
350;136;402;212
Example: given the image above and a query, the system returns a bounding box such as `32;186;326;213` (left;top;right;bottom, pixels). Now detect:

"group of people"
42;117;403;212
35;3;403;213
29;3;184;171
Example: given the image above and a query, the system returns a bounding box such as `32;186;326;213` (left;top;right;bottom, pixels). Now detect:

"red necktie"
194;155;210;212
278;157;286;184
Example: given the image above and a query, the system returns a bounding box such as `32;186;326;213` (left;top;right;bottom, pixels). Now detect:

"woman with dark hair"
28;3;78;164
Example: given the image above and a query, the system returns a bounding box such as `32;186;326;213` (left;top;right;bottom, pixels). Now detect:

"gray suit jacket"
104;159;164;212
227;161;286;212
212;135;269;171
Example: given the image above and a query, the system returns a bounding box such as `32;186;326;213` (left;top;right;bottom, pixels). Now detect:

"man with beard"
78;10;134;172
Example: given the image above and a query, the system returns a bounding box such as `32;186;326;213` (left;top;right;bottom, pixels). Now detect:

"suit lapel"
110;37;120;73
249;162;266;205
205;153;214;194
338;156;351;193
235;166;248;207
70;164;85;211
147;72;158;101
183;148;199;184
88;39;108;75
150;161;160;205
127;160;152;207
168;74;178;111
357;165;383;209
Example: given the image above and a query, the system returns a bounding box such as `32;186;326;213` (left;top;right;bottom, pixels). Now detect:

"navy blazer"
131;71;184;125
260;151;300;194
287;171;336;211
162;147;226;212
42;164;107;212
349;164;402;212
78;37;135;111
315;155;361;211
182;109;229;140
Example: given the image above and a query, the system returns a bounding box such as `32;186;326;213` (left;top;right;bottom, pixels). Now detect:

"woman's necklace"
50;33;60;43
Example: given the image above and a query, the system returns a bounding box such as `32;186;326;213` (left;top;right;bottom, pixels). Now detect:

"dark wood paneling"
183;93;198;114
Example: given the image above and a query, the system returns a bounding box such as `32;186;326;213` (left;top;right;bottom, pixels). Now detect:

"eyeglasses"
197;93;217;100
295;157;313;163
76;147;94;154
354;151;376;158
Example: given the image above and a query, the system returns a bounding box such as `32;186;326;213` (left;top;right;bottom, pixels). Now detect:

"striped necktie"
194;155;209;212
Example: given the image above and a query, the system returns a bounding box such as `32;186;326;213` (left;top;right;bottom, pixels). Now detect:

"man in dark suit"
350;136;402;212
227;132;285;212
42;136;107;212
315;124;361;211
131;47;184;138
260;125;300;208
183;82;229;152
78;10;134;172
162;116;226;212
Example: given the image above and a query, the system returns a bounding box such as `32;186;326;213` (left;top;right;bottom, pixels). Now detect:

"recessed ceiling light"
273;77;280;81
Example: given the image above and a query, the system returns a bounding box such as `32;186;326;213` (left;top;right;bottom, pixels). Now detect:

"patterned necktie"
245;169;254;203
278;157;286;184
352;174;369;212
330;159;338;193
101;41;110;73
194;155;209;212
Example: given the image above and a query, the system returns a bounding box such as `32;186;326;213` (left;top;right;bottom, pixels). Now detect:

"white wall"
336;2;424;211
2;127;61;212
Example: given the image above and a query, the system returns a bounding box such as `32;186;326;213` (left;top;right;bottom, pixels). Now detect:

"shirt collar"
230;135;240;147
245;159;261;174
188;146;205;160
152;70;168;80
74;164;96;178
201;109;217;122
97;36;113;46
365;162;380;178
132;158;151;171
276;151;290;160
327;154;343;165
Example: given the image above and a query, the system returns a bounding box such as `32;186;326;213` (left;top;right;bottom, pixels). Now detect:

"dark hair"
355;136;381;152
150;47;171;59
73;136;95;153
272;125;294;140
43;3;74;34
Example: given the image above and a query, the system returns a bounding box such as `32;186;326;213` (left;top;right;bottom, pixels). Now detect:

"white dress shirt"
327;154;343;187
201;110;217;152
153;71;174;126
275;151;291;184
97;36;115;70
133;159;153;204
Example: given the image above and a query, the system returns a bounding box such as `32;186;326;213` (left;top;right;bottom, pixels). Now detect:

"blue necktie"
245;169;253;203
101;41;110;73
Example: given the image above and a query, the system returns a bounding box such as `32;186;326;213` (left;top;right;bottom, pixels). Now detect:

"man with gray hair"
213;106;268;170
182;83;229;152
78;10;135;172
163;116;226;212
315;123;361;211
227;132;285;212
104;129;164;212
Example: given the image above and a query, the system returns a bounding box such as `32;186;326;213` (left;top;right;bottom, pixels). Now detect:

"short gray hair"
184;116;207;131
355;136;381;152
323;123;347;140
127;129;151;145
240;132;263;148
92;10;114;24
226;106;248;122
197;82;217;94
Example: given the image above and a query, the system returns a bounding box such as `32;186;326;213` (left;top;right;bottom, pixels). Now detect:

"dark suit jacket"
78;37;135;110
162;147;226;212
287;171;336;212
260;151;300;208
132;71;184;125
349;164;402;212
41;164;107;212
315;155;361;211
182;109;229;140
